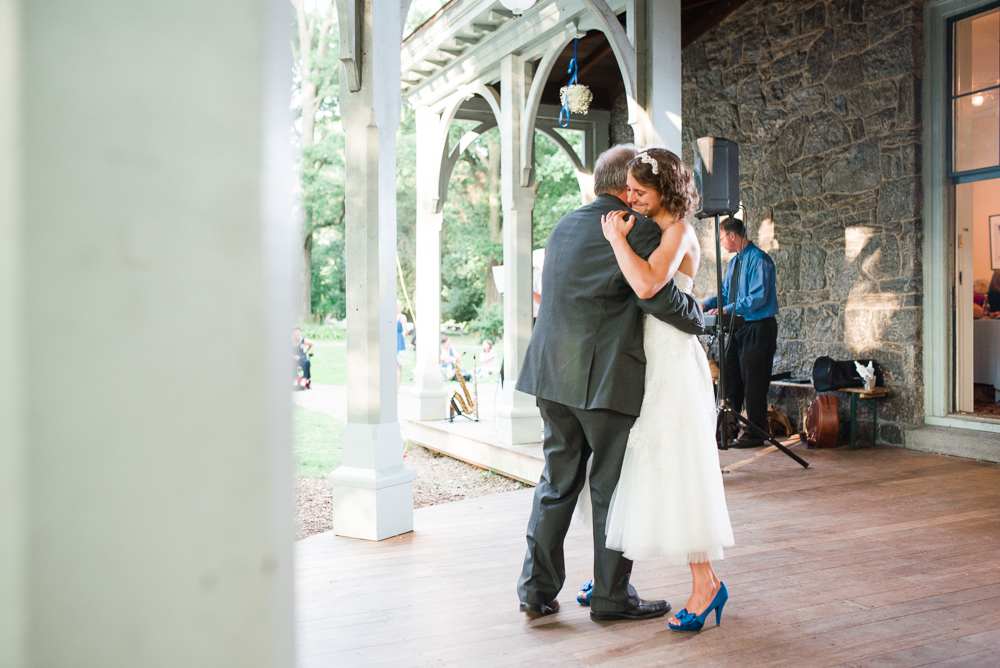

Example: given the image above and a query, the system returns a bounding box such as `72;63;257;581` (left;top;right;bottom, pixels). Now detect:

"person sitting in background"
989;270;1000;314
973;278;989;308
293;326;313;390
478;339;502;378
440;336;471;382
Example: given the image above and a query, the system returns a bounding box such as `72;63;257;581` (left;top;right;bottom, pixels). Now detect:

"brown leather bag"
767;406;793;437
805;394;839;448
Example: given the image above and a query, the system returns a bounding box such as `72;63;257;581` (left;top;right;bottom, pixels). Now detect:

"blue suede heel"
668;582;728;632
577;580;593;606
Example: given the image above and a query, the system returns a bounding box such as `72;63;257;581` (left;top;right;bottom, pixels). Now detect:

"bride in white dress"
600;148;734;632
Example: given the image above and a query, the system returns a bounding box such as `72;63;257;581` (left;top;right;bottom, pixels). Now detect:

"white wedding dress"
605;271;735;565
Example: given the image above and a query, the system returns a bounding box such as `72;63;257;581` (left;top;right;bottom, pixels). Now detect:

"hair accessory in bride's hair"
637;152;659;175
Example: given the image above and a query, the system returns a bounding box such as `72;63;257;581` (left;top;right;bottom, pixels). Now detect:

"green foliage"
298;322;345;342
293;405;343;478
533;130;584;248
301;129;346;236
468;302;504;341
311;232;346;318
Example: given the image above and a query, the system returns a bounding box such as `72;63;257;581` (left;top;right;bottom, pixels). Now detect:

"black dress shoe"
590;599;670;621
520;599;559;618
731;436;765;449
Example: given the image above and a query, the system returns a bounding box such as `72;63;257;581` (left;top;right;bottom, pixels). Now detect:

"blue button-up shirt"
702;242;778;321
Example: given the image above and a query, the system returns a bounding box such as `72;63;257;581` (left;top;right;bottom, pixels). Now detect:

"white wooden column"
408;105;448;419
497;54;542;445
625;0;682;151
330;0;416;541
1;0;295;663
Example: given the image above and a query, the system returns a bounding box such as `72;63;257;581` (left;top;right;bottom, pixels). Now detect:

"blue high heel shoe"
668;582;728;632
577;580;593;606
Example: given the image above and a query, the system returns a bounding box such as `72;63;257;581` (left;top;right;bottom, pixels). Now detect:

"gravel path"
293;385;528;540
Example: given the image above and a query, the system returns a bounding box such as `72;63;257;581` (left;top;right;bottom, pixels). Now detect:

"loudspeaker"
693;137;740;218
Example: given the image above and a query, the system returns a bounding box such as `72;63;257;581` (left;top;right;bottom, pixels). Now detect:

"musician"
702;217;778;448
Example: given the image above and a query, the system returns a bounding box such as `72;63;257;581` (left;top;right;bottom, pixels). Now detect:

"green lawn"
293;404;343;478
306;334;501;388
294;334;502;477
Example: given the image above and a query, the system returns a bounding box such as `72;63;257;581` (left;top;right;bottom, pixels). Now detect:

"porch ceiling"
401;0;751;110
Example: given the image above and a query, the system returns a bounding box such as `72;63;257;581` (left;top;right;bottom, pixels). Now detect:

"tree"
291;0;341;320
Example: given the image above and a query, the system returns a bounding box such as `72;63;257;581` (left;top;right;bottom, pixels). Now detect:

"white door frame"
923;0;1000;432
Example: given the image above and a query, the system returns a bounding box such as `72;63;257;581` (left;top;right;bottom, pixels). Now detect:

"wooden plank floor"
295;446;1000;667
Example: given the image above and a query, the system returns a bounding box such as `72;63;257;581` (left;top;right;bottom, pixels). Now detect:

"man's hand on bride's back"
601;210;634;242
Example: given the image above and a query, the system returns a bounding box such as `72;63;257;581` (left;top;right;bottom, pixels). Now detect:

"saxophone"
452;356;475;416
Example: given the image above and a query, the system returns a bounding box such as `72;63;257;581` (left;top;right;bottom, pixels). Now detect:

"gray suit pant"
517;398;641;613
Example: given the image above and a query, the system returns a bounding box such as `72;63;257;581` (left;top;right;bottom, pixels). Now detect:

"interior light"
973;94;985;106
498;0;536;16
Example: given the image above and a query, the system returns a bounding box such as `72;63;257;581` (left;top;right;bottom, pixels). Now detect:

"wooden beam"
681;0;752;48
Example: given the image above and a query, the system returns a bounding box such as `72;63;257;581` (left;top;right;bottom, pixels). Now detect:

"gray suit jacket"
516;194;705;417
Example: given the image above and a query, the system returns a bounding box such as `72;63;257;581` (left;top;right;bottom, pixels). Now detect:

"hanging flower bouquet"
559;84;592;115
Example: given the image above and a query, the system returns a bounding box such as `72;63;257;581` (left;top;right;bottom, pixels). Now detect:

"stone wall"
681;0;924;444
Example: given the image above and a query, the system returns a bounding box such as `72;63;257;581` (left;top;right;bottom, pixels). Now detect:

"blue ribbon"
559;38;579;128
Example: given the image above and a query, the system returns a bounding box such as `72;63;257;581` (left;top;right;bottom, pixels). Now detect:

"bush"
299;322;346;342
468;302;504;342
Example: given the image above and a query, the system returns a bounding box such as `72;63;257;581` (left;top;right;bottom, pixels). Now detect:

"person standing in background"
397;300;410;388
702;217;778;448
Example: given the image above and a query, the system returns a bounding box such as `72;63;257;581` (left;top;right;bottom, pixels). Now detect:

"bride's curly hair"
628;148;700;221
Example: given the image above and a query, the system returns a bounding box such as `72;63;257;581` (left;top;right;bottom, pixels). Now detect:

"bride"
595;148;734;632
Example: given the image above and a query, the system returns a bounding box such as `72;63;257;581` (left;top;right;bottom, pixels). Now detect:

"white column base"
495;398;542;445
405;386;450;421
330;422;416;541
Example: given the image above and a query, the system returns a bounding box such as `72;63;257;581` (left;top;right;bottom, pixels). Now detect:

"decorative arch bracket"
336;0;363;92
578;0;636;98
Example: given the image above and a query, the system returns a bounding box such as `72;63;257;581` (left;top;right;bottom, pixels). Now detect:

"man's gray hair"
593;143;638;196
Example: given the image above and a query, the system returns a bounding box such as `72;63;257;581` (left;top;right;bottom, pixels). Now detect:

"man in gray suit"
516;144;704;621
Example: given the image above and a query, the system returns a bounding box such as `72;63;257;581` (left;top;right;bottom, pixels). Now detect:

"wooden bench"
768;380;891;450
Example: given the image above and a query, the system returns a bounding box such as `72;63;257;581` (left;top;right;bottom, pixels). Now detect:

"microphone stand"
712;213;808;469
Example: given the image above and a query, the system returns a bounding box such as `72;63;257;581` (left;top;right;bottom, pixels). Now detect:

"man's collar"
595;193;627;206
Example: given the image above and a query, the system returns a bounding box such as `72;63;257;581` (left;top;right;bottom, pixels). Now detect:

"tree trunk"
484;142;502;307
488;141;501;242
299;232;313;321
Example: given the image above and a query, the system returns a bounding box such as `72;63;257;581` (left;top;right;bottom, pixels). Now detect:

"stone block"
805;303;840;342
778;116;809;162
862;233;901;280
802;2;827;32
864;108;897;135
725;63;759;86
754;108;790;139
778;306;805;339
767;74;804;104
877;176;919;223
786;85;828;118
880;153;902;180
768;21;797;42
822;138;881;193
738;74;766;110
897;74;919;128
802;172;824;197
846;80;897;117
832;94;849;117
772;246;801;293
878;422;902;446
851;117;866;141
826;248;862;301
834;22;869;59
772;50;806;78
900;142;921;175
805;30;835;83
791;174;804;196
756;147;795;202
783;289;830;305
869;12;903;47
697;70;723;91
730;36;744;68
862;26;915;80
741;186;756;208
803;109;852;155
826;55;865;94
788;154;828;176
742;24;770;63
800;244;827;289
877;385;923;425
